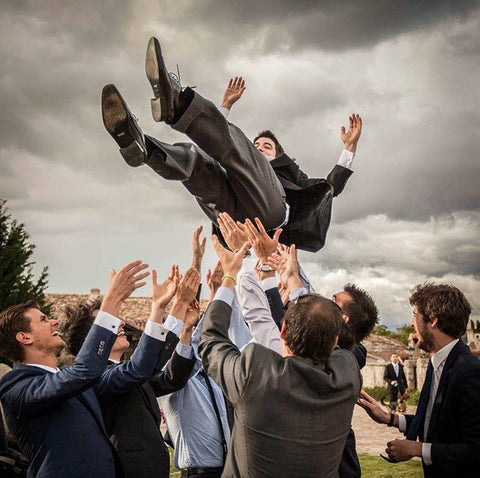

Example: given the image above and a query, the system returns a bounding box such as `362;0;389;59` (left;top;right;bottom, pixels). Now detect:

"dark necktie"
406;359;433;440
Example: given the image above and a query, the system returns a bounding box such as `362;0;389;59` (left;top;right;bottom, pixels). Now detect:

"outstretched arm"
221;76;246;110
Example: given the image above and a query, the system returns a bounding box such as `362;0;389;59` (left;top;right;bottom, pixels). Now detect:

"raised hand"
184;299;200;330
217;212;248;252
340;113;362;153
101;260;149;316
245;217;282;263
151;265;179;309
191;226;207;272
169;267;201;322
206;260;224;301
268;244;302;292
221;76;246;110
212;234;250;281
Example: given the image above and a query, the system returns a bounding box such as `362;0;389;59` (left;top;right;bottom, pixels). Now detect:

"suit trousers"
145;91;287;231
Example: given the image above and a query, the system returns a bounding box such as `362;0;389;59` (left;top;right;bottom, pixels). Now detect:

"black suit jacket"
405;341;480;477
100;350;195;478
269;155;353;252
213;156;353;252
384;363;407;395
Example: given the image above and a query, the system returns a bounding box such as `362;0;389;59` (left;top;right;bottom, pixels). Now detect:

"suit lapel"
427;341;463;438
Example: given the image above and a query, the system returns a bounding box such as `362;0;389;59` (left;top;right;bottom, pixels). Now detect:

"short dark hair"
61;300;100;356
409;283;471;338
342;284;379;343
253;130;284;157
283;294;343;365
0;301;39;363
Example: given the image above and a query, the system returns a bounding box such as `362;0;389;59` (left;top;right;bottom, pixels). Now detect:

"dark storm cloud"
176;0;479;53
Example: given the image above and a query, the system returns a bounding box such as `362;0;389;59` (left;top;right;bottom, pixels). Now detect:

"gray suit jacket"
199;300;362;478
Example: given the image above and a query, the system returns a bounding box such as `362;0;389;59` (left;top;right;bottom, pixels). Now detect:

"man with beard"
358;283;480;478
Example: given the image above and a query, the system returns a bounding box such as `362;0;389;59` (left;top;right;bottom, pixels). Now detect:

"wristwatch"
256;262;274;272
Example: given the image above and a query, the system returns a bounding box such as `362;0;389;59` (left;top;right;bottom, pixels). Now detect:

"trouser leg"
145;136;246;224
172;91;287;230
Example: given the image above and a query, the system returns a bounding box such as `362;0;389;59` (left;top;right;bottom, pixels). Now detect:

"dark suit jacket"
100;350;195;478
199;300;362;478
384;362;407;395
0;324;118;478
404;341;480;478
212;156;353;253
269;155;353;252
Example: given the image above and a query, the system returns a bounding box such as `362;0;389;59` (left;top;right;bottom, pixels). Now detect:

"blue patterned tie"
406;359;433;440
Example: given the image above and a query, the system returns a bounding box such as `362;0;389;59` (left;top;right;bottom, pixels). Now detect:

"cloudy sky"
1;0;479;329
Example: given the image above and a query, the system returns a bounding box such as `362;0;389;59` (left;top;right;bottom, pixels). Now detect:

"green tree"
373;323;415;346
0;199;50;313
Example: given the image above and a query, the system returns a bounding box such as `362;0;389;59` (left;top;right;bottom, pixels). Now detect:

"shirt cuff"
163;315;184;336
94;311;121;333
260;277;278;291
289;287;309;303
144;320;170;341
214;286;234;307
176;342;193;359
337;149;355;170
398;414;407;433
422;443;432;465
217;106;230;119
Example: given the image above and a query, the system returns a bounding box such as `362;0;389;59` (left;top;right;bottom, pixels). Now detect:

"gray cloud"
1;1;479;330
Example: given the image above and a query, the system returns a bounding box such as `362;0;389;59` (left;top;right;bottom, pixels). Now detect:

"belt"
180;467;223;477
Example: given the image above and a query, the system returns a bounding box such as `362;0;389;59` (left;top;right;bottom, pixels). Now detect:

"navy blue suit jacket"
0;324;118;478
405;340;480;477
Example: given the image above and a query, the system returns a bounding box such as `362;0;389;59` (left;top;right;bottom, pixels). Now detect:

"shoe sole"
102;85;131;148
102;85;145;167
145;37;169;122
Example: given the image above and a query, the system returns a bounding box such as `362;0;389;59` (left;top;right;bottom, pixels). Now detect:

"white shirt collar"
431;339;459;371
25;363;59;373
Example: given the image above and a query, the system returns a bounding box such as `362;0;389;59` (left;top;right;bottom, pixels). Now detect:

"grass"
168;449;423;477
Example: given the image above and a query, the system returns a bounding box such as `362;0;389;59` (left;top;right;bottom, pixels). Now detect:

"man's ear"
430;317;438;328
16;331;33;345
280;321;287;340
342;314;350;324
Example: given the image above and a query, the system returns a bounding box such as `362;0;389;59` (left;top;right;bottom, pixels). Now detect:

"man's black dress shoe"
101;84;146;167
145;36;190;123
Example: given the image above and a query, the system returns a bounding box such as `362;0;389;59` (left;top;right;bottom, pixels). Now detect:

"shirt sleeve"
422;443;432;465
289;286;309;303
398;414;407;432
214;286;235;306
337;149;355;170
94;311;121;333
163;315;185;336
260;276;278;291
144;320;171;341
175;342;193;359
217;106;230;119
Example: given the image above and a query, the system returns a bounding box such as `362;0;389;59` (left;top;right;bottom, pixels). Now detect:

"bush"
363;386;388;401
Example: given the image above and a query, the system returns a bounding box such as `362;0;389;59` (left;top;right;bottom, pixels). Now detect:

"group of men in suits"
1;34;479;478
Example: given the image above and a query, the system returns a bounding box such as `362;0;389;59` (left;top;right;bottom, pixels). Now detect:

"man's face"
111;322;130;356
411;306;434;353
254;137;276;158
332;291;352;310
22;308;65;354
